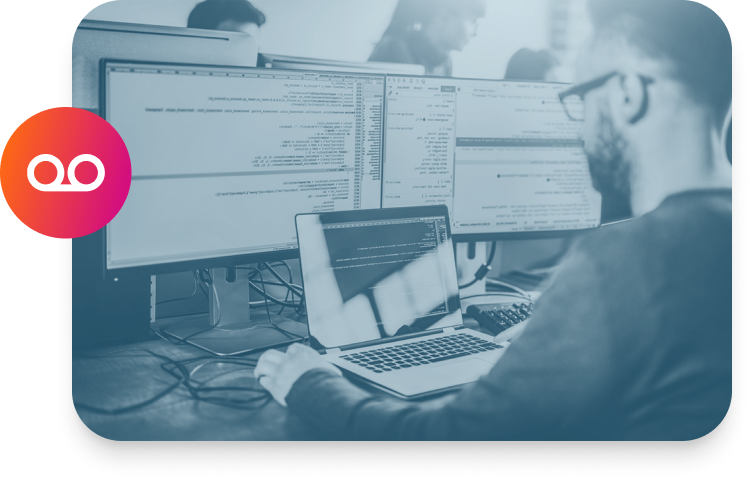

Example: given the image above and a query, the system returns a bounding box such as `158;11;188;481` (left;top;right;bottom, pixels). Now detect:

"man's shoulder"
578;189;731;258
642;189;731;230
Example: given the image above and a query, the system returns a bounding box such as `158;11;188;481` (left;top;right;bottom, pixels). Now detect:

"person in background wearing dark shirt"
187;0;269;66
255;0;731;440
504;48;560;81
369;0;486;76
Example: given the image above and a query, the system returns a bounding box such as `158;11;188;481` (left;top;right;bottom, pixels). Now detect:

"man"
187;0;268;66
255;0;732;440
369;0;486;76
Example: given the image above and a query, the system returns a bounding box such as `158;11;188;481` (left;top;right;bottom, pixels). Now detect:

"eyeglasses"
558;71;620;122
558;71;654;122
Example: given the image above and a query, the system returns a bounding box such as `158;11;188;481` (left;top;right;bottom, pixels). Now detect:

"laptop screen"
296;206;462;350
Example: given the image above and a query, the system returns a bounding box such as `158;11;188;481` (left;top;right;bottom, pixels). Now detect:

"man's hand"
254;343;341;406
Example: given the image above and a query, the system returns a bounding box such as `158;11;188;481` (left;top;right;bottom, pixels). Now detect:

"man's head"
570;0;731;217
188;0;266;42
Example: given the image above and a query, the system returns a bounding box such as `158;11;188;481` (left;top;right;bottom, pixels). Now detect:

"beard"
585;112;634;223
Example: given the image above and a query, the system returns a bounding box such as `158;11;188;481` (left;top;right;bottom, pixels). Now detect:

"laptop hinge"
443;327;456;333
326;348;341;355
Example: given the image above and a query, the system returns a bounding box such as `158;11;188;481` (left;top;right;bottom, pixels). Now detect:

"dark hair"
383;0;486;36
187;0;266;30
504;48;559;81
588;0;731;126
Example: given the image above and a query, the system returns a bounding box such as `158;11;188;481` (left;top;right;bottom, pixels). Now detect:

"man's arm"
265;240;620;440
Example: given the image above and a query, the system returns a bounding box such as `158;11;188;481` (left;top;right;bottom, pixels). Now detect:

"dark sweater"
287;190;732;440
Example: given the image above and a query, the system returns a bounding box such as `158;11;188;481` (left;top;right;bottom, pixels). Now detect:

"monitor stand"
159;267;306;356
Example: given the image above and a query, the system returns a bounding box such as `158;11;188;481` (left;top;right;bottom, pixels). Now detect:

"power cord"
155;271;202;306
156;263;308;348
74;348;272;415
246;264;307;342
485;278;532;300
157;269;225;346
458;241;497;289
245;262;305;309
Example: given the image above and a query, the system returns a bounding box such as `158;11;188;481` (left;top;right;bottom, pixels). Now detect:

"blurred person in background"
504;48;560;81
369;0;486;76
188;0;269;66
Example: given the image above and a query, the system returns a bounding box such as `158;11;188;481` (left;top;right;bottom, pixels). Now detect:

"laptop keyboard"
339;333;503;374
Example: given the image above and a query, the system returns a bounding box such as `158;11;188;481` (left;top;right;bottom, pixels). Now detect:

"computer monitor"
100;60;386;353
101;60;385;275
74;20;258;114
382;75;601;242
260;53;426;75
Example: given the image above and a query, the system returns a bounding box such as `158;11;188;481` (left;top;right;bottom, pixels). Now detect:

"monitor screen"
102;61;385;271
382;75;601;238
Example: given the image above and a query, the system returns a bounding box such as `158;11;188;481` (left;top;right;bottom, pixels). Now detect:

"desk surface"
73;299;514;441
74;309;322;440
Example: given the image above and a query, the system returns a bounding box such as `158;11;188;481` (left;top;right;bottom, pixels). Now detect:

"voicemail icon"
27;154;105;192
1;107;131;238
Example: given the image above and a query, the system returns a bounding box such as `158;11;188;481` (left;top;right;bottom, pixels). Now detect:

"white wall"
85;0;563;80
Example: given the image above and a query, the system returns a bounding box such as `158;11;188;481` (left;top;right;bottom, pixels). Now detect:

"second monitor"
382;75;601;239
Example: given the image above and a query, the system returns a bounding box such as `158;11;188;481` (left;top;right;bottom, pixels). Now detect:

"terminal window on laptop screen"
382;76;602;235
297;212;462;349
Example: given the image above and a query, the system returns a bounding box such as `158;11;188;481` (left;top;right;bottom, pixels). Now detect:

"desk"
73;302;508;441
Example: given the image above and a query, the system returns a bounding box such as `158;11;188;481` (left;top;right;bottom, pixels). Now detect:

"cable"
256;264;307;342
158;269;223;346
156;264;307;351
459;241;497;289
248;280;301;308
272;261;295;315
461;292;531;303
165;357;271;410
209;272;221;326
485;278;532;300
247;266;303;308
155;271;200;306
74;348;275;414
73;348;187;415
262;261;304;296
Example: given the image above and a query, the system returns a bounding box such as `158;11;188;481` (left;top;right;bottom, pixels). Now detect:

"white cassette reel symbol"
27;154;105;192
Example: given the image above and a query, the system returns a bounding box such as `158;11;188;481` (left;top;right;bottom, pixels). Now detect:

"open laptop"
296;205;513;399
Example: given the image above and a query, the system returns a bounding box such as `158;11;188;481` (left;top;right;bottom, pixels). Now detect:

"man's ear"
616;73;649;124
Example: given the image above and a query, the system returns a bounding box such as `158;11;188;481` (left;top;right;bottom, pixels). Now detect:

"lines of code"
104;64;384;268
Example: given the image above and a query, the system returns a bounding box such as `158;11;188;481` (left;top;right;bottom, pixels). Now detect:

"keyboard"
339;333;503;374
466;302;534;336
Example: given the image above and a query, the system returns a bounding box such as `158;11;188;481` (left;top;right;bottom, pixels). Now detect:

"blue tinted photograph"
72;0;731;441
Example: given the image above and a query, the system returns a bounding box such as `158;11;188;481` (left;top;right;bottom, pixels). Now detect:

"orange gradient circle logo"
1;108;131;238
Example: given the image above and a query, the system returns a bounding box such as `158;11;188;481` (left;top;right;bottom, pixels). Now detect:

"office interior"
71;0;731;440
81;0;589;323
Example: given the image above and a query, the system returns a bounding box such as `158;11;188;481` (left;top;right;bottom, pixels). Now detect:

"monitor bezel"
99;58;387;277
382;73;602;243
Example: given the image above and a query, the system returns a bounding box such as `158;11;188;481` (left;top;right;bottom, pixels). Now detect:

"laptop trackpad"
430;359;494;382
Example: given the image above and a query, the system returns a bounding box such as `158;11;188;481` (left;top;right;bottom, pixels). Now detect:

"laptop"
295;205;513;399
